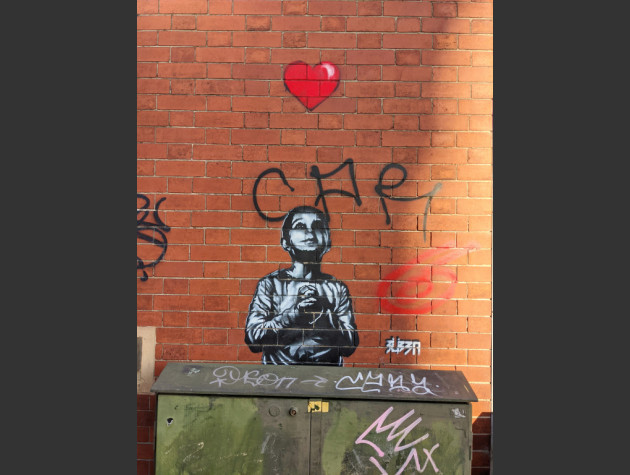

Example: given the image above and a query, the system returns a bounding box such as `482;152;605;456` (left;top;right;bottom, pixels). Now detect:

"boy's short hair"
281;206;331;250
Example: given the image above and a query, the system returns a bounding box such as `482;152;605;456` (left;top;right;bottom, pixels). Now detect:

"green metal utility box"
151;362;477;475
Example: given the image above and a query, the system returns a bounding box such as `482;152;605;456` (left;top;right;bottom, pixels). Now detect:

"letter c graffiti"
252;168;295;222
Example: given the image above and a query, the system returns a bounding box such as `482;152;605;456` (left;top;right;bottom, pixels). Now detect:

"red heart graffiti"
283;61;340;111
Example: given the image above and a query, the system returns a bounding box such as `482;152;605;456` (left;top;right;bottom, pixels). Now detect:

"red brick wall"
137;393;156;475
137;1;492;473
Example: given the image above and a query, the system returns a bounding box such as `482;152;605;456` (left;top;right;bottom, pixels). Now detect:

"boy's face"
284;212;330;261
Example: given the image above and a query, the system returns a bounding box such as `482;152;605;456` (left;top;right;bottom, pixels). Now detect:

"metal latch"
308;400;329;413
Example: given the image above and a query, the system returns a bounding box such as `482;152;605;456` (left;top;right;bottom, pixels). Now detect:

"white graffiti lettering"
335;371;438;396
207;365;322;390
385;336;421;356
204;366;439;396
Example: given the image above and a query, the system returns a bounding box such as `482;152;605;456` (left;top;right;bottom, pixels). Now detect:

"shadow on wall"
472;412;493;475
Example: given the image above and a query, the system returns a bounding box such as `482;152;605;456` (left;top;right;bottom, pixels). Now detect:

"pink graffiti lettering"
377;242;480;315
356;406;440;473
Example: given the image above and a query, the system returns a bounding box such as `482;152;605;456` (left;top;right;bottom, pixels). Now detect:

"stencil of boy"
245;206;359;365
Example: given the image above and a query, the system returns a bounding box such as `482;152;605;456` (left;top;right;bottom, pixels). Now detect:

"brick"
347;17;396;32
283;32;307;48
189;344;238;361
246;16;271;31
420;115;469;131
308;33;356;49
158;31;206;46
472;20;493;34
433;3;457;18
457;332;492;349
459;67;493;82
171;79;195;94
138;31;157;46
158;63;206;78
233;31;282;47
344;115;392;130
306;130;355;146
196;47;244;63
272;16;321;31
171;47;195;63
382;66;432;82
283;1;306;15
269;113;318;129
420;349;467;365
358;1;381;16
205;32;231;47
232;64;282;79
382;131;430;147
459;35;493;51
423;51;471;66
432;67;456;82
195;112;244;128
170;111;194;127
472;84;493;99
456;132;492;148
234;0;281;14
137;127;155;142
172;16;196;30
137;160;155;176
459;99;493;115
347;50;395;65
137;443;155;460
231;129;280;145
357;66;381;81
137;111;169;126
162;344;188;360
357;34;382;49
155;127;205;144
383;99;431;114
137;47;169;62
469;116;492;131
392;51;418;66
190;278;240;295
137;144;166;159
137;63;156;77
137;0;158;15
382;33;431;49
422;83;470;98
196;79;244;95
137;94;157;109
395;83;420;98
322;17;346;32
433;34;458;50
154;295;204;311
167;144;192;159
197;15;245;31
308;1;356;16
394;115;419;130
159;0;207;14
156;327;202;344
472;52;493;67
193;177;242;194
396;18;420;33
422;18;470;34
157;95;206;111
383;1;431;17
458;3;494;18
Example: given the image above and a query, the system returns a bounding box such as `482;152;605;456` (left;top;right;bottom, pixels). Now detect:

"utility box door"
311;399;471;475
155;394;310;475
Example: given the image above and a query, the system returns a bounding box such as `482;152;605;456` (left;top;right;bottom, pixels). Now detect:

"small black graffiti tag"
137;193;170;282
